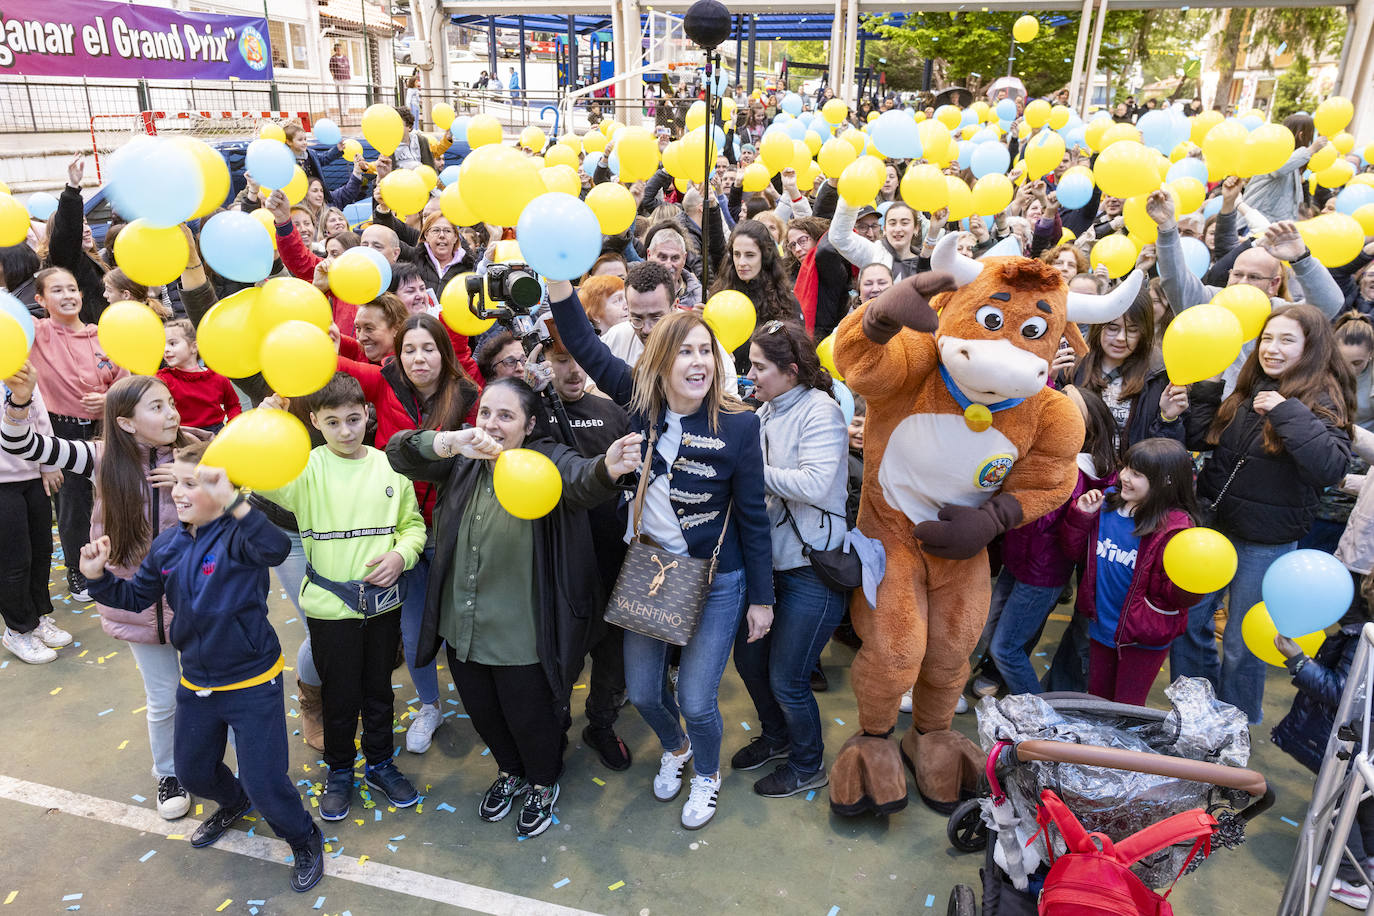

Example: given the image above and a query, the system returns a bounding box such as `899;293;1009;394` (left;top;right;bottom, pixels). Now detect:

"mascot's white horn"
929;232;982;287
1066;270;1144;325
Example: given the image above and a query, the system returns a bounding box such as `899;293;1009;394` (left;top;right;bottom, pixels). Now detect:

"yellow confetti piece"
357;855;369;865
416;804;423;813
195;804;203;816
166;834;184;840
131;706;147;714
77;650;88;658
1048;613;1073;623
97;657;104;664
117;740;129;750
573;684;587;690
592;777;605;786
311;797;319;807
216;900;232;912
388;806;396;813
3;890;16;905
324;843;332;852
353;819;364;826
49;687;62;696
608;881;625;891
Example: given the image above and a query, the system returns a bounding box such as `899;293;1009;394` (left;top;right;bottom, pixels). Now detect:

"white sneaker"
654;744;693;801
956;695;969;714
972;675;1000;697
33;615;72;648
900;689;913;714
1312;865;1373;909
156;775;191;819
681;773;721;830
3;628;57;664
405;702;443;754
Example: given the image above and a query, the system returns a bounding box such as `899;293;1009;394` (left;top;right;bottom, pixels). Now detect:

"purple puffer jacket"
1001;456;1116;588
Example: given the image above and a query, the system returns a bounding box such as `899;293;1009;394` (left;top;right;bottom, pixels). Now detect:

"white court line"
0;774;603;916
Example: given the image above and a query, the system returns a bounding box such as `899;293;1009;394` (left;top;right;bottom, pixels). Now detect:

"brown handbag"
604;427;732;647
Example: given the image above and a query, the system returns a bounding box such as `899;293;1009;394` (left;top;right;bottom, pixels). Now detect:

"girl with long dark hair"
708;219;801;372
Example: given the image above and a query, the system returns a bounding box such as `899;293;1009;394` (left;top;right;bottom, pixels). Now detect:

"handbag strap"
1211;455;1247;507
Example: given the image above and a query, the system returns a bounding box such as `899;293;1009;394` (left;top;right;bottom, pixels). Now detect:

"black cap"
855;206;879;220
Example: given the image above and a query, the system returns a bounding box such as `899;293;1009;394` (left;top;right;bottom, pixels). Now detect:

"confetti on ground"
828;907;840;916
49;687;61;695
97;708;113;717
312;896;325;910
138;850;157;862
117;740;129;750
130;794;146;803
806;790;816;801
62;895;83;903
925;894;935;907
834;718;846;726
553;878;570;889
740;722;751;731
247;901;265;907
390;834;406;841
3;891;16;905
216;900;232;912
592;777;605;786
481;748;490;756
166;834;184;840
387;844;398;852
436;802;455;812
195;804;203;816
608;881;625;891
374;810;382;821
357;855;369;865
1281;816;1299;827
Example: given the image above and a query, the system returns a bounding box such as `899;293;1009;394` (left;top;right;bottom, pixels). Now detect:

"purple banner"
0;0;273;80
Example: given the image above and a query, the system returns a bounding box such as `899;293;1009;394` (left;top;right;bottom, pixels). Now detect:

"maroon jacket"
1058;504;1200;648
1001;459;1115;588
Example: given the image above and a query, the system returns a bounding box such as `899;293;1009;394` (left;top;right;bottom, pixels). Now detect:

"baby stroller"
945;680;1274;915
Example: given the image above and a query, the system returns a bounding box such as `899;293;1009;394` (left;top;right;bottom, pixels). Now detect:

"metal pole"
567;16;578;91
518;16;528;108
1068;0;1094;110
746;14;756;93
1081;0;1109;118
488;15;499;91
828;0;842;93
1007;33;1016;78
362;0;373;104
701;49;716;296
843;0;858;105
734;15;742;86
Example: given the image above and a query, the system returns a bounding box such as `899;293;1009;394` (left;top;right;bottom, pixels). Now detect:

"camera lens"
508;271;542;308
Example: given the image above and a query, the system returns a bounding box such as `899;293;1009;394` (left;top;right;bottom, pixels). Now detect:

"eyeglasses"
1229;270;1277;284
493;355;523;371
1101;324;1141;340
628;313;667;329
427;227;456;237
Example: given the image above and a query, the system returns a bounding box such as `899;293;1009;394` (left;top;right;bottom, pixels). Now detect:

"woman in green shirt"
387;378;643;838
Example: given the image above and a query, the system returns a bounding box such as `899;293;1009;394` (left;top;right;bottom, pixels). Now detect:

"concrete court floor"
0;554;1328;916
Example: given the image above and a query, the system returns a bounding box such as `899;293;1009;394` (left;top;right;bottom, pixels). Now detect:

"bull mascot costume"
830;233;1142;816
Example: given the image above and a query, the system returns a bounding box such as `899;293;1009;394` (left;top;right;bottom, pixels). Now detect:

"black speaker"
683;0;731;51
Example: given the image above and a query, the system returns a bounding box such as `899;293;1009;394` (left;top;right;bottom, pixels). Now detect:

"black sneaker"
516;783;560;837
67;569;90;603
810;665;829;692
156;775;191;819
479;772;530;821
289;823;325;893
319;767;353;821
364;760;419;808
730;736;791;771
754;763;830;798
190;795;253;848
582;724;632;771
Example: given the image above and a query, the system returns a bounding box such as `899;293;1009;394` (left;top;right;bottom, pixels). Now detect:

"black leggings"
308;613;402;771
48;416;95;583
0;477;52;633
446;647;564;787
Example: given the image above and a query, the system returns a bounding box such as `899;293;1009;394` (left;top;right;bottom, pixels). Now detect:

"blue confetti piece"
67;908;80;912
284;617;297;624
516;835;527;841
387;844;398;852
834;718;845;726
250;909;259;916
407;696;420;705
97;708;114;716
1035;652;1047;657
131;794;146;803
741;722;752;731
1;660;7;668
552;814;560;825
925;894;936;908
390;834;407;841
436;802;456;812
446;698;459;705
553;878;570;888
63;894;84;901
246;827;255;837
313;896;326;909
330;846;344;858
374;810;382;821
443;711;456;718
391;683;402;689
828;907;840;916
139;849;157;862
448;683;455;691
247;901;266;906
481;747;490;756
454;713;470;718
806;790;816;801
1281;816;1299;827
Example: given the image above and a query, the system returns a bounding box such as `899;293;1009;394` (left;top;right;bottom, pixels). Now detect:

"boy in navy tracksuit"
80;440;324;894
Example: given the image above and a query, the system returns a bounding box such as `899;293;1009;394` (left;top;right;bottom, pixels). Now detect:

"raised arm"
545;281;635;406
827;198;882;270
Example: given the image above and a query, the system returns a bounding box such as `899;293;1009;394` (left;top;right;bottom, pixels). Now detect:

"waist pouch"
306;563;406;617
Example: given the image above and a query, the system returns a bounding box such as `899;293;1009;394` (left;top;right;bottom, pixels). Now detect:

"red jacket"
1058;503;1199;648
275;221;357;338
156;366;242;429
1001;458;1115;589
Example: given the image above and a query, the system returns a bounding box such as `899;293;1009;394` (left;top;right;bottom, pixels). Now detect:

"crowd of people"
2;88;1373;898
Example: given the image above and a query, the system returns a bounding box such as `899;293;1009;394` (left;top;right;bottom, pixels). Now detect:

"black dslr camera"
468;262;541;312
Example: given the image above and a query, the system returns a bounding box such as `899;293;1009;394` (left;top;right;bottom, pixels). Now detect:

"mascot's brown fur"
830;234;1141;816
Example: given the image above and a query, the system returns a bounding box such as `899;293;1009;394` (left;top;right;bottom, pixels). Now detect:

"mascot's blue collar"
937;364;1026;414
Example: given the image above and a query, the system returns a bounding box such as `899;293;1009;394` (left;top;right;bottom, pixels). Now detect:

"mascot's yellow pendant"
963;404;993;432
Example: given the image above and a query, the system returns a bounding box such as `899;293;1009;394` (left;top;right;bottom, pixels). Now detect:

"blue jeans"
400;547;439;706
988;569;1063;696
272;527;323;687
732;566;846;776
1169;591;1222;692
1042;613;1090;693
623;567;747;777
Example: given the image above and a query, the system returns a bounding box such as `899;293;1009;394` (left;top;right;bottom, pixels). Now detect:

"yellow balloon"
256;276;332;334
1049;105;1072;130
600;120;624;138
790;139;813;176
678;127;717;184
0;312;27;378
1100;122;1142;149
1239;123;1296;177
1013;14;1039;42
113;219;189;287
558;132;583;154
1332;131;1356;155
581;129;607;155
901;163;949;212
761;131;795;176
1309;143;1340;174
1025;101;1052;131
259;320;335;397
519;125;547;152
1210;285;1272;341
816;333;843;381
250;207;278;252
439;183;478;228
842;128;868;153
543;143;579;171
328;248;387;305
823;98;849;125
539;164;580;196
97;301;165;375
837;156;886;206
493;447;563;519
341;139;363;163
378;168;428;218
361;104;403;156
1025;130;1066;179
0;179;8;194
702;290;756;352
198;289;263;378
972;174;1014;216
173;137;231;219
1090;234;1138;279
1123;189;1177;244
1314;96;1354;138
203;408;310;490
615;126;659;182
741;162;771;193
1094;141;1161;199
1163;527;1237;593
866;111;879;124
466;114;503;148
1168;177;1206;215
1161;304;1244;384
1084;118;1112;153
266;165;308;207
1315;160;1356;190
431;102;456;130
945;175;975;222
584;182;636;235
259;123;286;143
1190;110;1224;146
414;164;439;192
1242;602;1325;667
1298;213;1366;267
439;273;497;336
936;105;962;131
1201;119;1250;180
460;146;540;226
818;137;858;179
804;131;824;157
0;194;28;246
1353;203;1374;237
685;100;707;132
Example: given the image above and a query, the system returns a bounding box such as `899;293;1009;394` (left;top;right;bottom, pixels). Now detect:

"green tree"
1212;9;1345;110
1270;53;1314;121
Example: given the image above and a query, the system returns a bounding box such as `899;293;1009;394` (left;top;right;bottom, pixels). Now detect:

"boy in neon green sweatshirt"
258;373;427;822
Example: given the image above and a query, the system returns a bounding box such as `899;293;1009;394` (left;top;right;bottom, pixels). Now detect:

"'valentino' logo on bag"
613;594;685;627
648;555;678;596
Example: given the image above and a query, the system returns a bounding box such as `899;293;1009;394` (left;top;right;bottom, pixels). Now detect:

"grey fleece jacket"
756;384;850;571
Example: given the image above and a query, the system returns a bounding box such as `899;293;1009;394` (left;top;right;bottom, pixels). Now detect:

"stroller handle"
1013;740;1269;797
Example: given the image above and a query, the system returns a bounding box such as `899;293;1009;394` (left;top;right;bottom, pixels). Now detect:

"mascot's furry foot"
900;727;982;815
828;733;909;817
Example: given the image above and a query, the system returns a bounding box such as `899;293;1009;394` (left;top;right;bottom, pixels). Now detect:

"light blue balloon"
608;148;622;178
1202;196;1223;218
969;142;1010;178
0;290;34;347
1336;184;1374;215
25;192;57;221
1262;548;1354;637
107;135;202;228
1180;236;1211;278
870;109;921;158
781;93;804;117
957;140;975;170
798;112;816;129
773;111;794;125
1089;109;1113;122
358;246;393;291
314;118;342;146
832;379;855;425
1061;126;1087;151
1166;157;1208;185
1056;172;1093;209
995;99;1017;122
450;116;470;144
959;108;979;128
973;127;1000;145
244;138;296;190
516;192;603;282
784;120;807;141
439;165;461;188
1240;113;1264;132
998;118;1013;132
1168;109;1192;150
200;211;275;283
1137;110;1173;153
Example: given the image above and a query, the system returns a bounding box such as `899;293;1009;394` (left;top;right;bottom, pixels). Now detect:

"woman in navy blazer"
547;278;774;831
